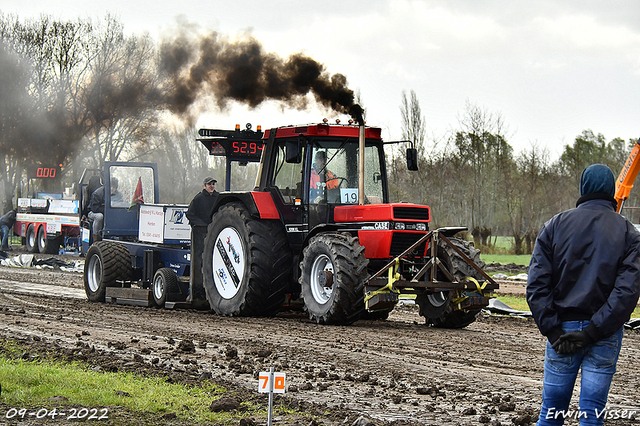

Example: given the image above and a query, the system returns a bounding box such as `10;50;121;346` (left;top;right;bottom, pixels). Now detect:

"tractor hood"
333;203;430;223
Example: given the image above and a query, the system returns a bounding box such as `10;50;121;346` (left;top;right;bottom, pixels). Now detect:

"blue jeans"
1;224;9;248
537;321;623;426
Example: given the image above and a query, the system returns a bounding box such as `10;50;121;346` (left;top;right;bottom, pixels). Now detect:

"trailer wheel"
299;233;368;325
416;237;485;328
84;241;132;303
202;202;292;317
26;224;38;253
37;226;60;254
153;268;179;307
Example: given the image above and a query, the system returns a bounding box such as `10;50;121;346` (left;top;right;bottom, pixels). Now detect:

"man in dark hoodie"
527;164;640;426
0;209;16;250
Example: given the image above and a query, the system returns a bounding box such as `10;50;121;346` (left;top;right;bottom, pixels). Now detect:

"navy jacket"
89;186;105;215
527;196;640;343
186;189;218;227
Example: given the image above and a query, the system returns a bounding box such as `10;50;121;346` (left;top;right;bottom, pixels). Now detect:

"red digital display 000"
30;166;59;178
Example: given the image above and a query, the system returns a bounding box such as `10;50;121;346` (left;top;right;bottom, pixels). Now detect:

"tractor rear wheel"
83;241;132;302
299;233;368;325
416;237;485;328
202;202;292;317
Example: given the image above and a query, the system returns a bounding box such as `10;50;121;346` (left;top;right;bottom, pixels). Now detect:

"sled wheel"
299;233;368;325
26;224;38;253
84;241;132;303
202;202;292;316
153;267;179;307
416;237;485;328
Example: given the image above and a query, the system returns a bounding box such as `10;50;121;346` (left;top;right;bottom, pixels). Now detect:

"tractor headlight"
416;223;426;231
394;222;405;230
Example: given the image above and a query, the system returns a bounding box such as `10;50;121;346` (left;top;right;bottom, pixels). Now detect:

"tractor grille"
390;232;427;257
393;206;430;220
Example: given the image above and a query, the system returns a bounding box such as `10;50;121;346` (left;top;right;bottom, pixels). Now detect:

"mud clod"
177;339;196;353
210;396;241;412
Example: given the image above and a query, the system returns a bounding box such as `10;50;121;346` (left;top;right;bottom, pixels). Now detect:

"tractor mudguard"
212;192;281;221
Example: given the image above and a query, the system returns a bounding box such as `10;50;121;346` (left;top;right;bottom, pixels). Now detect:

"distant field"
489;236;515;250
495;295;640;319
481;254;531;265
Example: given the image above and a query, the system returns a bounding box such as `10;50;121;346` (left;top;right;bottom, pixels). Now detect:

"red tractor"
198;122;497;327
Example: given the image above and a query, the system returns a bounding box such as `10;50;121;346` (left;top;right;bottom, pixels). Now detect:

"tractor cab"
253;122;392;251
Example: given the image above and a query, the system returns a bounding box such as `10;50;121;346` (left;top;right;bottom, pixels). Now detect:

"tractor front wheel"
299;233;368;325
416;237;486;329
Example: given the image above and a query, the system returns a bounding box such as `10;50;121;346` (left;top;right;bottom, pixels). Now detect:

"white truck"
14;198;80;254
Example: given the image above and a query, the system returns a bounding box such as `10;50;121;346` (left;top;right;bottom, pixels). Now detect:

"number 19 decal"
340;188;358;204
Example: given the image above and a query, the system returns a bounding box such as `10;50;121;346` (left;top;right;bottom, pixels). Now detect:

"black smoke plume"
160;29;364;124
0;44;79;166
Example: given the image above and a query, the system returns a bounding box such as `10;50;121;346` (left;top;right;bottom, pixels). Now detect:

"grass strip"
0;342;271;424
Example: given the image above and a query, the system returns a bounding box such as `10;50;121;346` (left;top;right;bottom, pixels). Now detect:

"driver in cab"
310;151;339;191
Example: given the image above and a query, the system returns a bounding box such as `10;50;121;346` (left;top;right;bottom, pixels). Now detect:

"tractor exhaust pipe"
358;123;365;205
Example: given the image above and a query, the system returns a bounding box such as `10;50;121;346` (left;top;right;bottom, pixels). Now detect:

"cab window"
272;141;305;204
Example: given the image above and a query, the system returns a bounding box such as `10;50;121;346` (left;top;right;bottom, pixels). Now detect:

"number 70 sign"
258;371;286;394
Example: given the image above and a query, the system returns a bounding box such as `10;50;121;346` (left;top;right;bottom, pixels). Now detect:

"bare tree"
400;90;426;150
79;17;161;169
453;101;512;243
389;90;427;202
138;126;227;204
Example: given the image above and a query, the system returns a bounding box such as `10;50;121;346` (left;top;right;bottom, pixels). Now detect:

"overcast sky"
3;0;640;158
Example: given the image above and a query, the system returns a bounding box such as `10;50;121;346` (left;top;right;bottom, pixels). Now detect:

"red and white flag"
129;177;144;210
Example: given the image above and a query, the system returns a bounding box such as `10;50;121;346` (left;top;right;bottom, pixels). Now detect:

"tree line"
1;14;637;255
392;91;638;254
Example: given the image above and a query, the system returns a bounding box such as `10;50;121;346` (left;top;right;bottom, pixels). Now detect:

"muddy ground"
0;253;638;426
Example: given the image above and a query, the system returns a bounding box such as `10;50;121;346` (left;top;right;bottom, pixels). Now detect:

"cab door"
269;140;307;252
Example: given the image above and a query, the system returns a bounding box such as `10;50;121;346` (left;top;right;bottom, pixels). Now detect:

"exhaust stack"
358;123;365;205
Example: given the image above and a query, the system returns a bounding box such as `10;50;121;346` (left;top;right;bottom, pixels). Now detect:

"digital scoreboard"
198;127;264;161
207;140;264;159
27;165;61;179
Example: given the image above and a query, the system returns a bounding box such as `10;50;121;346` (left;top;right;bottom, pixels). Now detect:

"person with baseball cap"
186;176;219;306
186;177;218;227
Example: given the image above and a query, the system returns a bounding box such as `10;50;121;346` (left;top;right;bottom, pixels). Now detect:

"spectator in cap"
186;177;218;227
527;163;640;426
187;176;219;300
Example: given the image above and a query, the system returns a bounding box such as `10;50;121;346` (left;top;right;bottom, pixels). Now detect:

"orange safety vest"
310;169;339;189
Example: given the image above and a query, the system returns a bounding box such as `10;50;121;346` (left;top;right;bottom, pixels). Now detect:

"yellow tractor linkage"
364;228;499;312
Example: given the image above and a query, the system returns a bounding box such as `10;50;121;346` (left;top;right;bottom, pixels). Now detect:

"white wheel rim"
28;229;35;248
310;254;334;305
38;230;45;250
212;227;246;299
153;274;164;300
87;255;102;292
427;291;449;308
